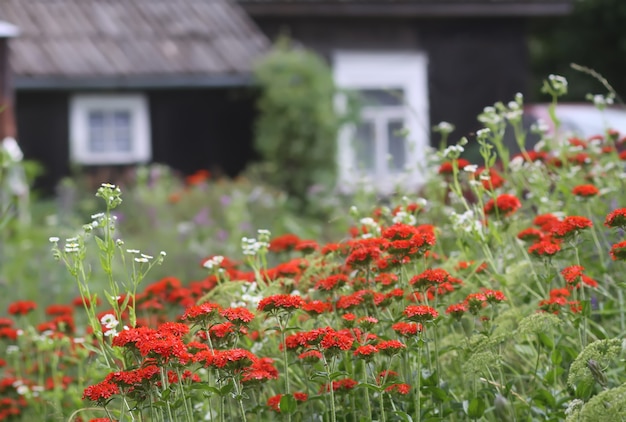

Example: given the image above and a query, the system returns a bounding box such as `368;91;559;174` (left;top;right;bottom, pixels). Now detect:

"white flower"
463;164;478;173
48;236;60;243
134;257;149;263
100;314;118;329
126;249;140;254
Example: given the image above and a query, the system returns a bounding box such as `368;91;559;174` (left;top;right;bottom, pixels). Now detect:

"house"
239;0;574;192
0;0;269;193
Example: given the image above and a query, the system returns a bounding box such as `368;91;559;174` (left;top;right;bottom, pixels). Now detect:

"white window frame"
334;51;429;194
69;94;151;165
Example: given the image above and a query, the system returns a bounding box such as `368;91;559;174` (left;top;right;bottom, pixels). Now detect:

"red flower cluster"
483;194;522;217
257;294;304;313
561;265;598;288
572;184;599;197
610;241;626;261
550;216;593;239
605;208;626;229
403;305;438;323
7;301;37;316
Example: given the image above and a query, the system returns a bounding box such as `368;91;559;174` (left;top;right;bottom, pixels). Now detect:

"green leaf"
391;410;413;422
538;332;554;349
533;389;556;408
467;397;486;419
424;386;450;403
279;394;297;414
550;348;562;366
220;382;234;396
358;383;384;393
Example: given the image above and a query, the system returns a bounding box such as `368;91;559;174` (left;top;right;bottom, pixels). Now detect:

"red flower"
610;241;626;261
186;169;210;186
269;234;301;253
560;266;599;289
482;289;507;304
295;240;319;254
257;294;304;313
82;381;119;403
302;300;332;315
438;158;470;174
572;184;599;197
445;303;468;320
550;216;593;239
321;378;358;393
267;394;282;412
392;322;422;337
605;208;626;229
465;293;487;314
484;194;521;217
385;383;411;395
294;392;308;402
105;365;160;387
242;357;279;384
410;268;450;290
320;329;355;354
315;274;349;291
403;305;438;323
345;240;385;269
45;304;73;316
353;345;379;360
220;307;255;325
475;167;505;190
528;240;561;257
298;350;323;363
210;348;256;371
376;340;406;356
517;227;545;242
7;301;37;316
180;302;221;324
533;214;561;232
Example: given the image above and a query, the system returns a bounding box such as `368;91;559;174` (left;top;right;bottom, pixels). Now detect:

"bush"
253;38;340;209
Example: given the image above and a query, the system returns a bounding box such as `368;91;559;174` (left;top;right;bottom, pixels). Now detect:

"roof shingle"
0;0;269;82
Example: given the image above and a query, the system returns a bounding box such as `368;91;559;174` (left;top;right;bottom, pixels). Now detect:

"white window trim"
334;51;429;194
69;94;151;165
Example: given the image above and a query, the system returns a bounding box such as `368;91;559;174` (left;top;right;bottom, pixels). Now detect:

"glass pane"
354;121;376;174
357;88;404;107
113;111;132;152
88;111;106;152
387;119;406;173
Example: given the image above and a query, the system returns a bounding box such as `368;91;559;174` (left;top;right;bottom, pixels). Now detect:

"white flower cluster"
392;211;416;226
63;237;80;253
242;229;271;256
359;217;381;238
433;121;455;134
442;144;464;159
203;255;224;271
100;313;127;337
449;210;485;240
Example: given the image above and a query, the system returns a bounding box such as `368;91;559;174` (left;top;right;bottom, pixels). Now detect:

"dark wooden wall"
15;88;257;194
16;91;70;193
250;16;529;147
149;88;256;179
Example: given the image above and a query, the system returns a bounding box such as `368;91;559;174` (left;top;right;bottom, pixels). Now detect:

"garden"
2;74;626;422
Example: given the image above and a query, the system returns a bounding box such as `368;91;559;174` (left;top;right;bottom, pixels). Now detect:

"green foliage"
253;38;340;209
530;0;626;100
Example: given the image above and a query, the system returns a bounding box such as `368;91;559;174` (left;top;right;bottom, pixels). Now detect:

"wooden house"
0;0;268;192
239;0;573;192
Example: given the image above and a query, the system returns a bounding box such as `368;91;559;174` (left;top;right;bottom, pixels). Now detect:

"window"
70;94;151;165
334;51;429;193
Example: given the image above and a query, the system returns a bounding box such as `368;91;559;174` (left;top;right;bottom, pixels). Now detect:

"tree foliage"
530;0;626;101
252;39;340;209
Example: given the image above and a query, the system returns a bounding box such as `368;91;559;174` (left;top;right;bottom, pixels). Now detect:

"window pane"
354;121;376;174
88;111;106;152
113;111;132;152
357;88;404;107
387;120;406;173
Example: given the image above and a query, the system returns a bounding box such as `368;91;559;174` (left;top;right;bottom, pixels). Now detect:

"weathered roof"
0;0;269;89
239;0;574;17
